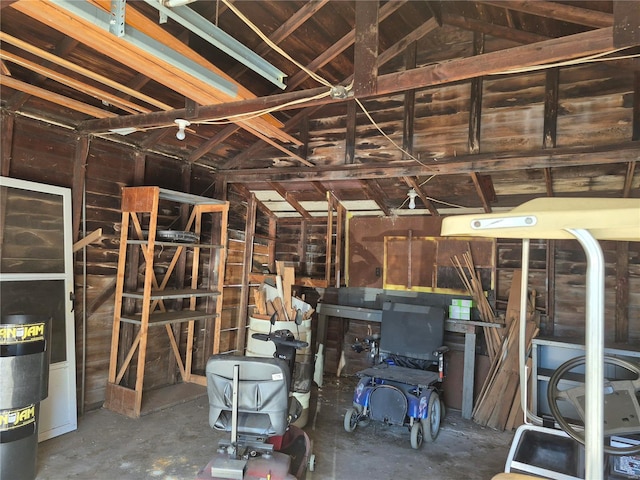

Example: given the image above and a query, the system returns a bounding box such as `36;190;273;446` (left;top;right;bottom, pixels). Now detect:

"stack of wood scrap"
452;250;503;362
472;269;540;431
252;266;314;322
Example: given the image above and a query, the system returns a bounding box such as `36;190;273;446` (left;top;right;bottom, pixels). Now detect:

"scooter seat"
206;355;291;437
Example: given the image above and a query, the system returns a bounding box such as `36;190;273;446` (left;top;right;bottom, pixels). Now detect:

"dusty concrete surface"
36;376;514;480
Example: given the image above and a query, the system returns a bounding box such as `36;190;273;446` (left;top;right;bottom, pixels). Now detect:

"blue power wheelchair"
344;301;448;449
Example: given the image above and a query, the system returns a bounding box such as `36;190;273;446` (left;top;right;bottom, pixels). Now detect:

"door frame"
0;176;77;441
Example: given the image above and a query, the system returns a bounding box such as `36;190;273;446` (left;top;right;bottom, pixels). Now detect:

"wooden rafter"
481;1;614;28
0;32;173;111
285;1;406;92
222;17;438;169
5;36;78;111
469;173;494;214
403;176;439;216
442;13;549;44
12;0;298;146
269;182;312;219
1;75;117;118
0;50;153;114
360;179;391;216
175;0;328;164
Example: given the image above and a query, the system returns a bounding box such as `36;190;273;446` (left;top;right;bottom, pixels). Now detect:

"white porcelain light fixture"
175;119;190;140
408;188;418;209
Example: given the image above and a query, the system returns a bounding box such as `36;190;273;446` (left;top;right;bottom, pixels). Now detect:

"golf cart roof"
441;198;640;242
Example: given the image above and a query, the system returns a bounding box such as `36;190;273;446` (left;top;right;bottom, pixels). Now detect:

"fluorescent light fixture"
144;0;287;89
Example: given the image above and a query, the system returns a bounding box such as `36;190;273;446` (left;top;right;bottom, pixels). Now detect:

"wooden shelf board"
122;288;220;300
120;310;218;326
126;239;224;248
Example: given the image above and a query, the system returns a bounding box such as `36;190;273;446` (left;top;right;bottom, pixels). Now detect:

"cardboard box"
449;305;471;320
451;298;474;308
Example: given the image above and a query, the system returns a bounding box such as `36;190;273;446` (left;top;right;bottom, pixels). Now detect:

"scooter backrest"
206;355;291;437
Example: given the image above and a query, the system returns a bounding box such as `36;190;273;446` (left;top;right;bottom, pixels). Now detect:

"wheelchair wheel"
423;391;441;443
344;407;359;432
410;420;424;449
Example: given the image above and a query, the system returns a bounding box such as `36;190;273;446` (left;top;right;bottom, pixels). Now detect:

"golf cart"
441;197;640;480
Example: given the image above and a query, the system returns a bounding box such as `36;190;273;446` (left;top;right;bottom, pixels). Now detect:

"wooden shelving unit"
104;186;228;418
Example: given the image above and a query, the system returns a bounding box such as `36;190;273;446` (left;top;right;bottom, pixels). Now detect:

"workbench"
317;302;503;419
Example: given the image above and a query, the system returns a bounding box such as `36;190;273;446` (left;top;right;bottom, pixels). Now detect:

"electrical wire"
488;48;639;76
221;0;334;88
198;89;332;125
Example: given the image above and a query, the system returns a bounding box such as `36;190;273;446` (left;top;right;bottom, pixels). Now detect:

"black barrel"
0;314;52;407
0;403;40;480
0;314;51;480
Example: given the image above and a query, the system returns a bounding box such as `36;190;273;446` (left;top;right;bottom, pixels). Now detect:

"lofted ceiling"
1;0;639;218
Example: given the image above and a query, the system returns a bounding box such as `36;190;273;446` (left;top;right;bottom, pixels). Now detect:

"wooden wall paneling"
468;32;483;156
0;113;14;254
468;32;494;213
348;215;443;288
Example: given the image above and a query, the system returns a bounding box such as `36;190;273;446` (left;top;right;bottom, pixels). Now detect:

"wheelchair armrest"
434;346;449;355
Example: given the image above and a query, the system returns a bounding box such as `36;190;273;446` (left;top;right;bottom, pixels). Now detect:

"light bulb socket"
174;119;191;141
407;188;418;209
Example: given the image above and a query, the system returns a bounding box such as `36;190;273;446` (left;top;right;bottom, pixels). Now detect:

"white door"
0;176;77;441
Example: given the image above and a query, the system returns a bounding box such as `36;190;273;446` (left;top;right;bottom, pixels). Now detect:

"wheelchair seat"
206;355;291;439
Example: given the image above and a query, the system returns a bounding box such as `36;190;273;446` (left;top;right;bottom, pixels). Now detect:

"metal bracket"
109;0;126;37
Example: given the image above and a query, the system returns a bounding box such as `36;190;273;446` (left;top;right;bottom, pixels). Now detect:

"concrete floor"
36;376;515;480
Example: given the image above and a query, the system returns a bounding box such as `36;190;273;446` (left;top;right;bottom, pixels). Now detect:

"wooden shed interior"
1;0;639;476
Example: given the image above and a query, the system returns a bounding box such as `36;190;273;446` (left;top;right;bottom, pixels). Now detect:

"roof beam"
79;27;616;134
221;142;640;183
